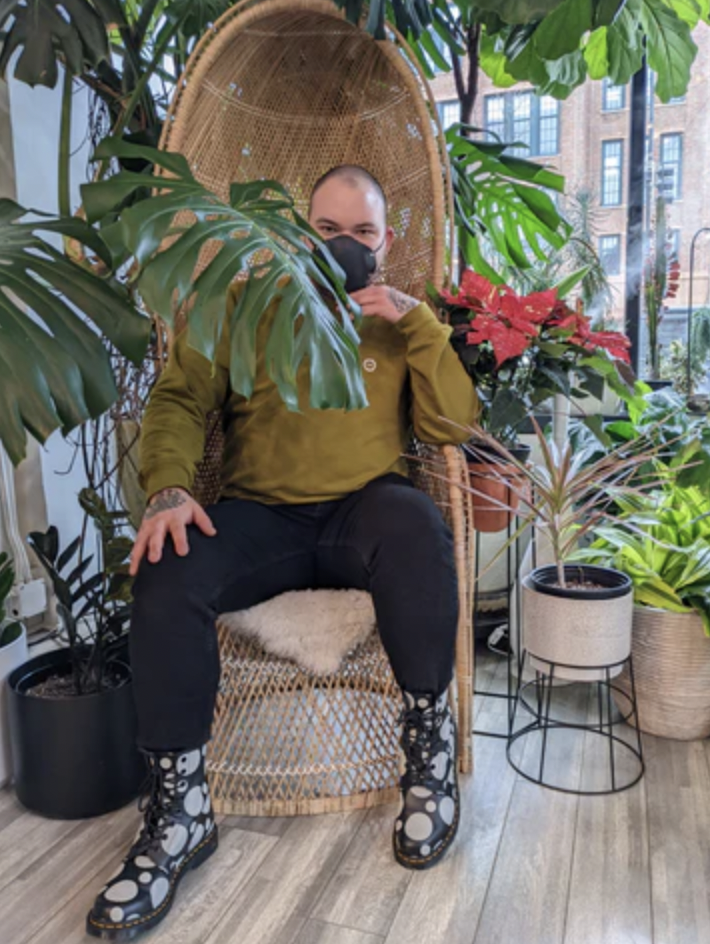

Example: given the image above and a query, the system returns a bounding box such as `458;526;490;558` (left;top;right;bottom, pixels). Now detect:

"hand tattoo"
388;287;419;315
145;487;188;519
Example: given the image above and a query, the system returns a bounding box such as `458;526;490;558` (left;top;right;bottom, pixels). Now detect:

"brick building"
430;29;710;360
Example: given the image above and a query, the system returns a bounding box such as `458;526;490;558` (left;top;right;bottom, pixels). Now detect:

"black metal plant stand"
505;651;645;796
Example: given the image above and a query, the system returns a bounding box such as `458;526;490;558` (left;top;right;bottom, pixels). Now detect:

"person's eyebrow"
314;217;378;228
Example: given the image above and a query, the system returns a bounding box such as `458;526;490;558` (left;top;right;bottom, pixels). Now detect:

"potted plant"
574;484;710;739
0;552;28;788
429;270;634;531
6;488;146;818
452;419;670;681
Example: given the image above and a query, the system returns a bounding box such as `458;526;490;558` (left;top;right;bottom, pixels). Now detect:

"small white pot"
0;620;28;787
522;565;634;682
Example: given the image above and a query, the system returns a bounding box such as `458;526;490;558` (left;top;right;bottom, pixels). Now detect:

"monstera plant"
0;0;707;466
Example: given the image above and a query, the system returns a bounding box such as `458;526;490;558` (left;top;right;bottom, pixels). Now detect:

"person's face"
308;177;394;277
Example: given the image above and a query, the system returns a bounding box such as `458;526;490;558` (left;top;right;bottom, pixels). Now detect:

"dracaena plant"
430;270;634;446
446;416;673;589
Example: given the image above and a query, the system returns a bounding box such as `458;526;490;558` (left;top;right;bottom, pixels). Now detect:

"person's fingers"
193;504;218;536
170;520;189;557
147;522;167;564
129;531;148;576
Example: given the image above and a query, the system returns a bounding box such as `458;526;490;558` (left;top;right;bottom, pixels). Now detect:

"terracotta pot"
466;442;531;534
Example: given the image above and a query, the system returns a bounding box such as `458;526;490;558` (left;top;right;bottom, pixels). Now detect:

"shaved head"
309;165;387;221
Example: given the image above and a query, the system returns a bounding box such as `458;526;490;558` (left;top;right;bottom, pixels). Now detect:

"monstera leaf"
0;198;150;465
0;0;110;87
447;126;569;277
81;136;367;413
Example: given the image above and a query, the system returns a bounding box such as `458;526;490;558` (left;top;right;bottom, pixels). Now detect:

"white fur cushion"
217;589;377;676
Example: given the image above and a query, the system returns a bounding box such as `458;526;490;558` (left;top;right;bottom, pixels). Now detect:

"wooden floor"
1;646;709;944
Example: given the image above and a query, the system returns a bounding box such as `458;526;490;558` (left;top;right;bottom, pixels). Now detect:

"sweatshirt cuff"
139;468;193;502
394;301;450;339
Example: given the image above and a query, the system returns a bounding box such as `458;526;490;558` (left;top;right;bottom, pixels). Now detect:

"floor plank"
0;648;708;944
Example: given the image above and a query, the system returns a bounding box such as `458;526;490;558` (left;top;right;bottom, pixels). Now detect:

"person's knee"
366;484;452;548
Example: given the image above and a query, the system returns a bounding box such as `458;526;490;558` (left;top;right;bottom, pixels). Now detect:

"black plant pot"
7;649;147;819
643;379;673;392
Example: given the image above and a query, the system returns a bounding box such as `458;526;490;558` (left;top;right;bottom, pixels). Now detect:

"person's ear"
384;225;395;253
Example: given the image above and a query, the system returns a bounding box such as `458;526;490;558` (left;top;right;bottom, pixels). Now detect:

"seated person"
86;165;479;940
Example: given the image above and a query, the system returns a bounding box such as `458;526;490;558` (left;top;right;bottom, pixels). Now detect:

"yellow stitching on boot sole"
394;795;460;865
87;829;216;931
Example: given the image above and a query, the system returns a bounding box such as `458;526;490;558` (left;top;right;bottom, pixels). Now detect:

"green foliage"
81;136;367;412
27;488;134;695
0;198;151;466
569;387;710;497
446;124;569;280
574;485;710;633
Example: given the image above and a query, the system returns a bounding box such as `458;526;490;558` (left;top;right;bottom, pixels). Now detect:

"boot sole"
85;826;219;941
392;791;460;870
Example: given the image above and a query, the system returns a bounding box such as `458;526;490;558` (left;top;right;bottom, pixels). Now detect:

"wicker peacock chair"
154;0;475;816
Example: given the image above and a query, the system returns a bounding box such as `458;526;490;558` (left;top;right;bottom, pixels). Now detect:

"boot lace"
131;762;181;857
397;705;444;785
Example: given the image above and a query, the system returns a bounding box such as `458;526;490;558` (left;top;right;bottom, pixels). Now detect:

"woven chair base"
207;624;416;816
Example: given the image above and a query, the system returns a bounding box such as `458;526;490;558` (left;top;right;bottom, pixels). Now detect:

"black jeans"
129;472;459;750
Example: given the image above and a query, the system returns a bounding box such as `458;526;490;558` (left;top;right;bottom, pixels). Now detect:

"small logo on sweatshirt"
363;358;377;373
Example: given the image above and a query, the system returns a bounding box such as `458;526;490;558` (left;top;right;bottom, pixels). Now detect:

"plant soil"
549;579;608;591
27;665;126;699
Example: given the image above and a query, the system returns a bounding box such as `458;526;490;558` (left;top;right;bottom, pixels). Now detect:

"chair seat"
217;588;377;676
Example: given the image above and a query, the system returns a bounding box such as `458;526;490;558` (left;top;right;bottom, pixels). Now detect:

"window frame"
659;132;683;202
602;78;626;112
598;234;622;276
601;139;624;207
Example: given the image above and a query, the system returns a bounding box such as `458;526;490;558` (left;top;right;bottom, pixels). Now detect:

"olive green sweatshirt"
138;281;480;504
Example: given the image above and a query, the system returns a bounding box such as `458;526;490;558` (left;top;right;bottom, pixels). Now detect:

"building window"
602;78;626;111
659;133;683;201
669;228;681;261
599;235;622;276
438;99;459;131
601;140;624;206
483;91;560;156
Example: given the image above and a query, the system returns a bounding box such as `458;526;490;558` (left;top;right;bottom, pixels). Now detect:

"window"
483;91;560;156
601;140;624;206
599;235;622;276
669;228;681;261
602;78;626;111
438;100;459;131
659;133;683;201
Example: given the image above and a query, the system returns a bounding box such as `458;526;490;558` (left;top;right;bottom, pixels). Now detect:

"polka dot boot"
86;745;218;940
392;688;460;870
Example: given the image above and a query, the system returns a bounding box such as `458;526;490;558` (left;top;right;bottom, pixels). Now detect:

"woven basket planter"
613;605;710;740
522;565;633;682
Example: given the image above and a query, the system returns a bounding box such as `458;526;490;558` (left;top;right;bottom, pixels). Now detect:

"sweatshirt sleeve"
394;300;480;445
138;289;236;501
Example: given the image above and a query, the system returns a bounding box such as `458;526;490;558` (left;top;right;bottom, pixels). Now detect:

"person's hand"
349;285;420;324
129;487;217;576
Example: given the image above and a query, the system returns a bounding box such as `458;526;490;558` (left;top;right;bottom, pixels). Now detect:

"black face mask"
313;233;386;294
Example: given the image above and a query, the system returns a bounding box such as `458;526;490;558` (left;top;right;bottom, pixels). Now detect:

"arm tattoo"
145;487;189;519
388;287;419;315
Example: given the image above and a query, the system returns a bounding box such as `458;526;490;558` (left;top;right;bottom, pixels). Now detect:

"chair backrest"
156;0;454;504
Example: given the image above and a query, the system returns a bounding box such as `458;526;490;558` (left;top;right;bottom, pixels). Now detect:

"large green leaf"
332;0;432;38
641;0;697;101
447;127;569;274
0;198;150;465
82;137;367;412
533;0;595;59
0;0;109;87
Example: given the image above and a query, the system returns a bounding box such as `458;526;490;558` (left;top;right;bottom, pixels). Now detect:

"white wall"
7;68;94;549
